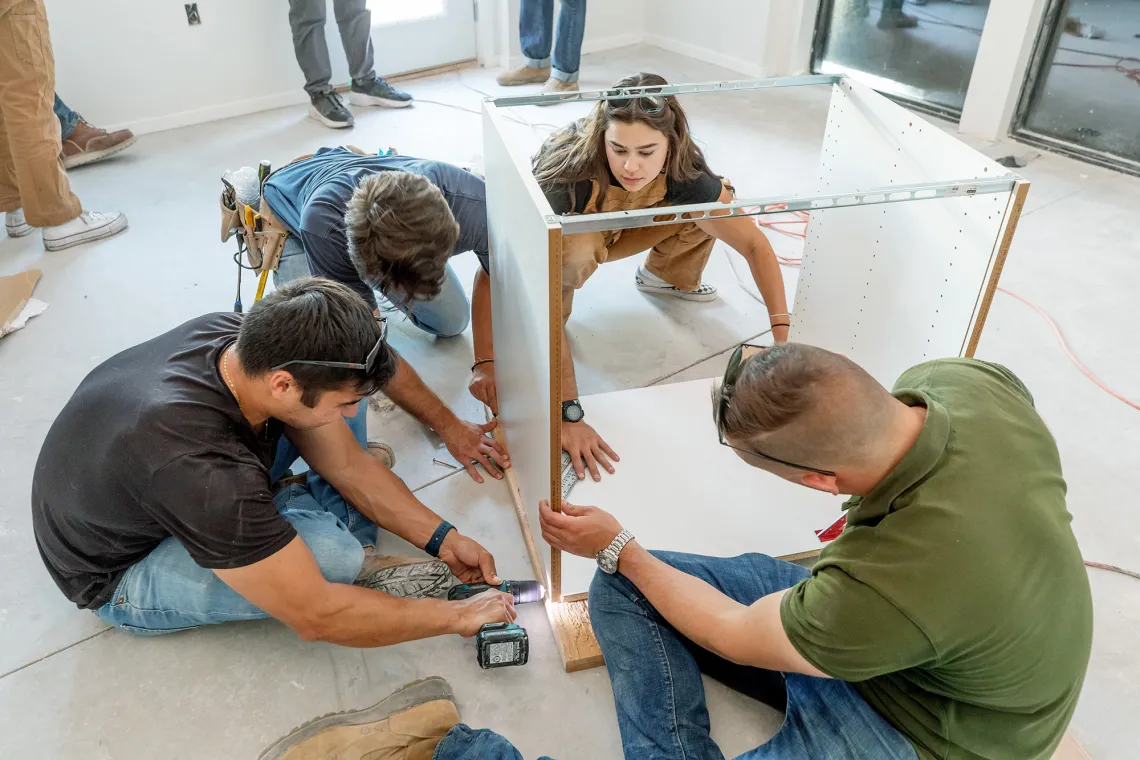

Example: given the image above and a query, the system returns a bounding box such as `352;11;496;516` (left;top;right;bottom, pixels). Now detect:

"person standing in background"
287;0;414;129
0;0;127;250
496;0;587;98
53;94;136;169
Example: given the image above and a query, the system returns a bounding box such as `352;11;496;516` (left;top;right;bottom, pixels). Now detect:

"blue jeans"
274;236;471;338
434;552;918;760
93;402;377;634
520;0;587;83
54;94;79;141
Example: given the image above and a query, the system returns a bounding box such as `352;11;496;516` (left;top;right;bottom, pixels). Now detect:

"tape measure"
560;450;578;499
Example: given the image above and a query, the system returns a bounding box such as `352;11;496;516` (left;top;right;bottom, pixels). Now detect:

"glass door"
812;0;992;118
1014;0;1140;173
368;0;477;74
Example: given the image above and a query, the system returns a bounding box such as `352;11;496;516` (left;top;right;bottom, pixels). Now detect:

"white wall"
645;0;772;78
47;0;336;135
959;0;1049;140
46;0;810;136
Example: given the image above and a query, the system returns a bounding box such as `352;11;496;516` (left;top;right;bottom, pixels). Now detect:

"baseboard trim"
104;90;309;137
106;60;478;137
642;33;767;79
580;32;644;56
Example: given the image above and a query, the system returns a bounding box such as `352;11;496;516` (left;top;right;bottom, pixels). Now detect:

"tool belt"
218;145;393;276
219;189;288;276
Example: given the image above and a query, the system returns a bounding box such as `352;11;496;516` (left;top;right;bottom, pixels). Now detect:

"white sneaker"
42;210;128;251
5;209;34;238
635;267;718;302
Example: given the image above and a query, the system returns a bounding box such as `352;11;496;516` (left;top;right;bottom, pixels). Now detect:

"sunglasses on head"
605;86;666;114
716;343;837;477
271;317;388;374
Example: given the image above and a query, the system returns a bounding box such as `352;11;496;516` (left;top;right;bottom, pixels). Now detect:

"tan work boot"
537;78;580;106
259;676;460;760
496;65;550;86
368;441;396;469
61;120;137;169
355;550;453;598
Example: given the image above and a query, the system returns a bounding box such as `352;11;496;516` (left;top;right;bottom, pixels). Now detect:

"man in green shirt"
540;343;1093;760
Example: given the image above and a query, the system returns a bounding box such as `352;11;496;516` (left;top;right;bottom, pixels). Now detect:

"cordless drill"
447;579;545;604
448;580;542;668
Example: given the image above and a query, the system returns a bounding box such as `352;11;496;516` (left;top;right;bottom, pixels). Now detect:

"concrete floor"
0;45;1137;759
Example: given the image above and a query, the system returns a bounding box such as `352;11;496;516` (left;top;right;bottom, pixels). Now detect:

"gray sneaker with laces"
349;76;413;108
308;90;354;129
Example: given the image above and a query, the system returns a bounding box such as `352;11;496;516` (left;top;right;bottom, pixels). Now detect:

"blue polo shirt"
263;147;489;310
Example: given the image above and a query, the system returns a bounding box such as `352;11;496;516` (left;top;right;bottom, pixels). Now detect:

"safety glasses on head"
270;317;388;373
605;86;666;114
715;342;837;477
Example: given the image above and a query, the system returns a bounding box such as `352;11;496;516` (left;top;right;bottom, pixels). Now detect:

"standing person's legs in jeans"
519;0;587;83
0;1;81;228
53;93;79;141
93;402;377;634
589;552;920;760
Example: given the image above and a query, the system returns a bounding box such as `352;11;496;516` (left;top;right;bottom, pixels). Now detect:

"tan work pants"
560;173;727;322
0;0;80;227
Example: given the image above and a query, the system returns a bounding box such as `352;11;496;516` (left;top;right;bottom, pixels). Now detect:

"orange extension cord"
750;212;1139;579
752;212;1139;411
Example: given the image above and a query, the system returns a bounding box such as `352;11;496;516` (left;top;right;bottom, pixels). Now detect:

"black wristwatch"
562;399;584;423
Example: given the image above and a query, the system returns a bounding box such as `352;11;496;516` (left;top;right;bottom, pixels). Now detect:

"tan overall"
560;172;731;322
0;0;81;227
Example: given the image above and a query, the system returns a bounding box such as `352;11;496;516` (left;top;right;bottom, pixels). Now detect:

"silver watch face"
597;550;618;575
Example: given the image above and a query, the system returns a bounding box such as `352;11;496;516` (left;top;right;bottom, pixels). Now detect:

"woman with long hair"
525;72;790;481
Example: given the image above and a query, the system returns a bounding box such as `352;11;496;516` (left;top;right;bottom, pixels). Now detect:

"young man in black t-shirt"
31;279;517;644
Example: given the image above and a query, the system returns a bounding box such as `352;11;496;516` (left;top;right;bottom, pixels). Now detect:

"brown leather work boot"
259;677;460;760
355;550;453;598
61;120;137;169
496;65;550;86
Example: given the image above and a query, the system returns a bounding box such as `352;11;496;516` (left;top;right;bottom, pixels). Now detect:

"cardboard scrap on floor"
0;269;47;339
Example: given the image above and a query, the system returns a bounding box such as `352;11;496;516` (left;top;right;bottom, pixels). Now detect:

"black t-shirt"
31;313;296;609
543;169;725;215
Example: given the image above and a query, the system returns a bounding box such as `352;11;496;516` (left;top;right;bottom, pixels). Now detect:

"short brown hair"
712;343;896;470
345;172;460;301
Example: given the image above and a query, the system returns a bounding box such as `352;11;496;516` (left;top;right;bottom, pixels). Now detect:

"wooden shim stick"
492;425;549;591
966;181;1029;357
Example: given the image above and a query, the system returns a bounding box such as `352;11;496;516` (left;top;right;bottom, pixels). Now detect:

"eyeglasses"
715;343;837;477
271;318;388;373
605;87;666;114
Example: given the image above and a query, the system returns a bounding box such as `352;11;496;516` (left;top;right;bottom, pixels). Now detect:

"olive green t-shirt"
781;358;1092;760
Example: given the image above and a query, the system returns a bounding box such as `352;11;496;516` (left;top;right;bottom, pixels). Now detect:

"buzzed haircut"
345;171;460;301
712;343;898;471
236;277;396;407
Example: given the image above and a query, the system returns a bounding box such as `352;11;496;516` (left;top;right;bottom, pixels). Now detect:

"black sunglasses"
271;318;388;373
605;87;666;114
716;343;837;477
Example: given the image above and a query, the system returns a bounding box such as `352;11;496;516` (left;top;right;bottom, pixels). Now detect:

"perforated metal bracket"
490;74;842;109
552;178;1018;233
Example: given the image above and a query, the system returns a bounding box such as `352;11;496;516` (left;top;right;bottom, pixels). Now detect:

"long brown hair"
532;73;710;208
